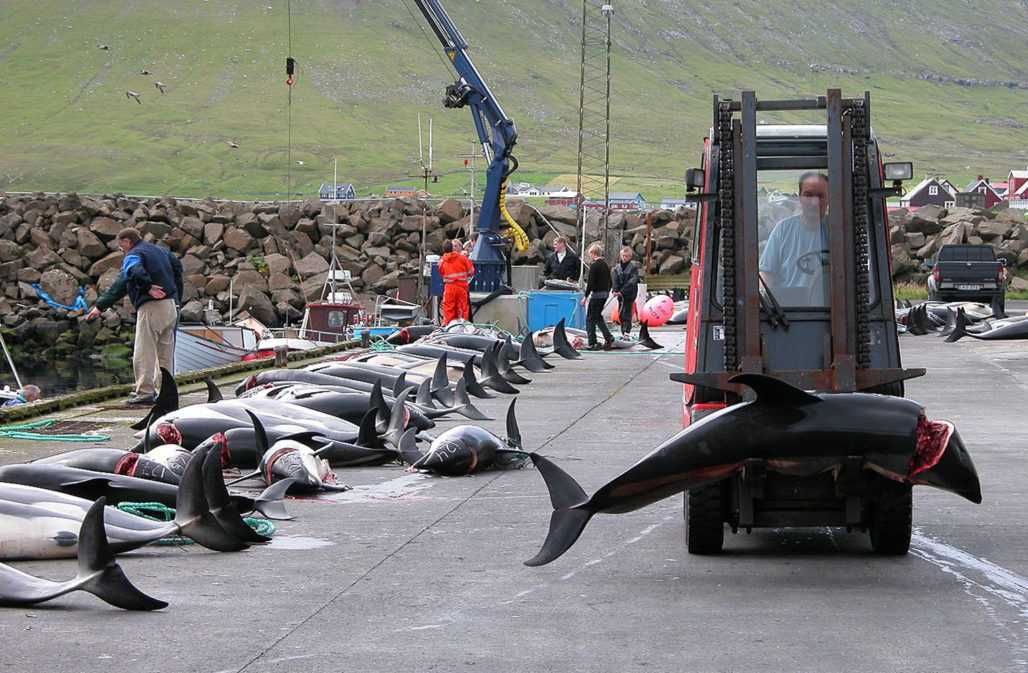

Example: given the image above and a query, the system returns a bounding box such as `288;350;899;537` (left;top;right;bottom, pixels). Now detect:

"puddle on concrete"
267;535;335;550
323;473;435;503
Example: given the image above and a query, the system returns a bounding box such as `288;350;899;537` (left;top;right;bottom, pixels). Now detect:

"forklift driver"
758;172;830;307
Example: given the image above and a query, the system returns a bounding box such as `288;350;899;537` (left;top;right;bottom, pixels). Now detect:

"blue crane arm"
413;0;520;290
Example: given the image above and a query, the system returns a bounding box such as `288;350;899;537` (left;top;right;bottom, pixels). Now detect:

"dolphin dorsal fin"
729;374;821;405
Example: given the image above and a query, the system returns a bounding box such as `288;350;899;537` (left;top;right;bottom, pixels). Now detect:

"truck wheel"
869;486;912;555
684;482;724;555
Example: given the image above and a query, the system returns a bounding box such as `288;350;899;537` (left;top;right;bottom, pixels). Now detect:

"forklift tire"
869;486;912;555
684;482;725;555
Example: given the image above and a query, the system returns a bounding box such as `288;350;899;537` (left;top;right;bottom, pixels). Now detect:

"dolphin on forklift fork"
524;373;981;566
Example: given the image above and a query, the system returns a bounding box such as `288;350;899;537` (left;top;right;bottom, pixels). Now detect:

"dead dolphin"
400;398;529;476
947;308;1028;341
33;448;181;485
524;373;981;566
0;497;167;610
226;411;351;495
0;448;260;560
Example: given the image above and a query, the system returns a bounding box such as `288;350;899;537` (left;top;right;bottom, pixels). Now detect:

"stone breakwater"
0;192;698;360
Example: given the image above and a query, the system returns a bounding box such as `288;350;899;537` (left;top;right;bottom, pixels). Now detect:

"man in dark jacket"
86;228;183;404
612;246;640;337
543;236;580;282
580;243;615;350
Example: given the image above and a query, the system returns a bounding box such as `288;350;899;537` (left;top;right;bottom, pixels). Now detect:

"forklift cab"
674;91;923;554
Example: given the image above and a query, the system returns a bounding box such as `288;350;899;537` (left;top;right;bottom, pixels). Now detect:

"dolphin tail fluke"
945;308;968;342
76;497;169;610
519;332;553;371
505;398;522;449
357;408;379;447
638;322;663;350
130;368;179;431
384;387;412;449
497;343;532;384
201;449;270;543
937;307;957;337
415;378;437;409
431;354;450;394
551;319;582;359
397;428;422;465
249;478;295;520
175;449;249;552
453;378;490;421
370;380;390;432
524;454;593;567
392;373;407;398
481;348;520;395
461;359;494;399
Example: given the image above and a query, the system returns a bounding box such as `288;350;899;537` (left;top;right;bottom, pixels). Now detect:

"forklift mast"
675;90;922;412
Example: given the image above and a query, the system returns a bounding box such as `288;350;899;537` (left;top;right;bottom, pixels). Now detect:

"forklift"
674;90;922;555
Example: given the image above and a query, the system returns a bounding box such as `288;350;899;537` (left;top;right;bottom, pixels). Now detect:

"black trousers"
586;296;614;346
618;291;636;334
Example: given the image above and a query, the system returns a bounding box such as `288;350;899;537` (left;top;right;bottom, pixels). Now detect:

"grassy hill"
2;0;1028;202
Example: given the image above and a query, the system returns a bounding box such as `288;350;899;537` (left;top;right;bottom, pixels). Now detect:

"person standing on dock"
543;236;579;283
612;246;640;338
580;243;615;351
86;228;183;405
439;240;475;325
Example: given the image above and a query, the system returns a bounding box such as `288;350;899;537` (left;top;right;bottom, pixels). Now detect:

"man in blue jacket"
86;228;183;404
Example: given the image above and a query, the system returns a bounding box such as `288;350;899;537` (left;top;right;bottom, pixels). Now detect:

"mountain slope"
1;0;1027;200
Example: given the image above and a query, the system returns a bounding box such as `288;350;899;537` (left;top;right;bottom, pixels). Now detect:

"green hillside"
2;0;1028;202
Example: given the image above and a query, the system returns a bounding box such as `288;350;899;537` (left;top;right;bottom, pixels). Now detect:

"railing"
1007;199;1028;210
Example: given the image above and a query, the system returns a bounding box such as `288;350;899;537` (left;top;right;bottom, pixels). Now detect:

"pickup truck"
927;244;1007;313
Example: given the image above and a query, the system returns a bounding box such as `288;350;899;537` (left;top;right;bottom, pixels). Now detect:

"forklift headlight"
685;168;706;191
883;162;913;181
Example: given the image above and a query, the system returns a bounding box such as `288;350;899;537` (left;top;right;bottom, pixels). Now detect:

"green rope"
0;418;109;442
116;501;276;544
369;335;395;351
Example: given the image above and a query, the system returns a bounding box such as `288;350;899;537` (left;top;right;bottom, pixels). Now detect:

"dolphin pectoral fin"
58;477;114;502
453;378;491;421
728;373;821;406
76;497;168;610
248;478;295;520
551;319;582;359
505;398;522;449
637;322;663;350
524;453;593;567
320;482;352;492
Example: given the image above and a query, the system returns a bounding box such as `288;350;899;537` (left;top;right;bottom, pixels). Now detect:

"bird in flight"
226;140;240;149
154;81;167;94
98;43;110;51
125;90;142;104
296;160;305;166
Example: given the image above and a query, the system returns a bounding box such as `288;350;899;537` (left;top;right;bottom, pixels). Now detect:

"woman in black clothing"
612;246;640;337
581;243;615;350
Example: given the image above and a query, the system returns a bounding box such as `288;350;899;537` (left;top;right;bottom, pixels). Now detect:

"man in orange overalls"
439;240;475;325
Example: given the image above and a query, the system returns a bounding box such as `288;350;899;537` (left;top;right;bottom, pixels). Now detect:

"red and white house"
1009;180;1028;210
963;176;1005;209
1006;168;1028;202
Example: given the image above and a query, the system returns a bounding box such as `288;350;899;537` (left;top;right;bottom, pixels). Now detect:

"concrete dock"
0;322;1026;673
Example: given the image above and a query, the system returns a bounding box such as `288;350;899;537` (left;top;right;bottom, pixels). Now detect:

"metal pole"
602;3;613;264
0;331;23;390
576;0;589;286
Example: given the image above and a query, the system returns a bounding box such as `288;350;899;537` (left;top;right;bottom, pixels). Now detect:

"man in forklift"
758;172;830;307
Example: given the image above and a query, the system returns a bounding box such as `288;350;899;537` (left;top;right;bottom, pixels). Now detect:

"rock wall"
0;192;700;360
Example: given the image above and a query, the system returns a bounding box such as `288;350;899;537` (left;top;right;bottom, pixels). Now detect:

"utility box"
510;265;542;291
526;290;584;331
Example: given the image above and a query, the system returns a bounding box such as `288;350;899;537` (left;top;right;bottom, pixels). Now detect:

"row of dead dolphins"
896;300;1028;341
0;319;613;610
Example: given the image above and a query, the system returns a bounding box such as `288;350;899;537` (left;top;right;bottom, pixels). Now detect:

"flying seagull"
141;69;152;75
98;43;110;51
125;90;142;104
296;160;304;166
226;140;239;149
154;81;167;94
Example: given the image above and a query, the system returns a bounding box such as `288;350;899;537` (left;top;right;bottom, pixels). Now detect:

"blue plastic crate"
351;326;399;339
526;290;584;331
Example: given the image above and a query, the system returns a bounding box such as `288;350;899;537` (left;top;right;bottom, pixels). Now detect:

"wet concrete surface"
0;326;1025;673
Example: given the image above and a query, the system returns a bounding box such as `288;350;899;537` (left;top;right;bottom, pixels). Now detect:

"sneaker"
586;344;601;351
127;393;156;405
